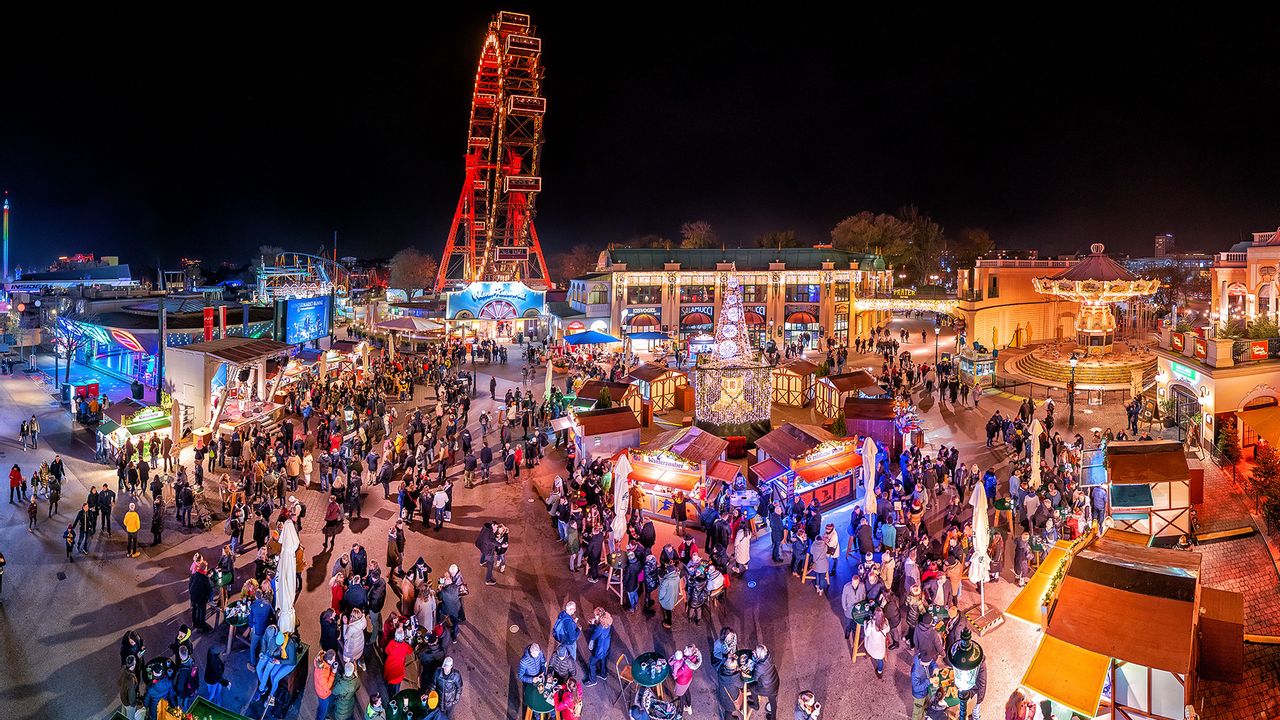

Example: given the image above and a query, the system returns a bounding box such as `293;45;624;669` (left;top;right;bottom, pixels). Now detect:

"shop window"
834;282;850;301
587;285;609;304
742;284;768;303
679;284;715;304
786;284;821;303
628;286;661;305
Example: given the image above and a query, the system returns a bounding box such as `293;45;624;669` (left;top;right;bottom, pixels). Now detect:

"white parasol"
1029;417;1043;490
968;479;991;612
611;452;632;542
861;436;878;516
276;519;299;634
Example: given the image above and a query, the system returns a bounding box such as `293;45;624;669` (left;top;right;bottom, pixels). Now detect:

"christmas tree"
711;276;755;362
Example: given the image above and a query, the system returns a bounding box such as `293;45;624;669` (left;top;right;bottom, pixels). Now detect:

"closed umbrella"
611;452;632;542
861;436;878;516
276;519;299;634
1029;418;1043;490
968;480;991;612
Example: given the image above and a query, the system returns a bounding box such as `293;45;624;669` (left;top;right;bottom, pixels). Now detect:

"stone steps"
1013;353;1157;386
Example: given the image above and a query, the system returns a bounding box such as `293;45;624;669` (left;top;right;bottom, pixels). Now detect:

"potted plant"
1158;397;1178;428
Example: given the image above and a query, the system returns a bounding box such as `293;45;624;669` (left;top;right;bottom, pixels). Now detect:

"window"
834;309;849;332
786;283;821;303
742;284;768;303
587;284;608;305
628;286;661;305
987;276;999;299
680;284;715;304
834;282;850;301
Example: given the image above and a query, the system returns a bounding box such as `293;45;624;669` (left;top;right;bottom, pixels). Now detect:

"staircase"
1012;353;1157;388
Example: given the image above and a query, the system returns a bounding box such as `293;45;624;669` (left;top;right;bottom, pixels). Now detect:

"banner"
1193;337;1207;359
203;307;215;342
218;305;227;338
1253;340;1270;361
1171;333;1185;351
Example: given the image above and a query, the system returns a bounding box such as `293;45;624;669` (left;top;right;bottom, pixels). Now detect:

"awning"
1239;405;1280;445
628;331;671;341
97;420;122;436
744;311;765;325
1021;634;1111;718
682;312;711;326
1111;484;1154;509
792;448;860;484
1105;528;1154;546
786;311;818;325
627;313;659;328
1007;540;1074;626
629;459;701;492
750;458;791;483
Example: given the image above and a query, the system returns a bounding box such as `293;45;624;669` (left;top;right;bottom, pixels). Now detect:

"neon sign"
111;329;145;353
1171;362;1198;382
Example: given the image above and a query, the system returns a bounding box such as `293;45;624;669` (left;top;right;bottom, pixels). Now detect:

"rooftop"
602;247;885;272
1048;243;1141;282
168;336;293;363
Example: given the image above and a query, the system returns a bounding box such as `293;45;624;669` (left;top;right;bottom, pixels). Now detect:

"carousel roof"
1049;244;1139;282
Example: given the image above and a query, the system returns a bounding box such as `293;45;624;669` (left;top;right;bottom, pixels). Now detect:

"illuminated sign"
1253;340;1269;360
275;296;333;345
495;247;529;262
111;329;145;353
566;321;586;333
503;176;542;193
1171;333;1185;352
446;281;545;321
1171;362;1198;382
127;407;167;425
1193;338;1208;359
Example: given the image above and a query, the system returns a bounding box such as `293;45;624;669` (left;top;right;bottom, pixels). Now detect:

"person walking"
64;523;76;561
584;608;612;687
433;656;463;719
865;608;890;679
99;485;117;536
151;499;166;547
26;495;37;532
28;414;40;450
8;464;21;504
124;503;141;557
0;551;6;602
74;502;93;554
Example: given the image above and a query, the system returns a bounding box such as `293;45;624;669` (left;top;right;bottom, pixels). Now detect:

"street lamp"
949;628;986;720
1068;354;1078;429
934;315;941;365
1210;311;1220;338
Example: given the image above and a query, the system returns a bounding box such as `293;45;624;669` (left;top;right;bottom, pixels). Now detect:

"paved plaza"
0;316;1276;719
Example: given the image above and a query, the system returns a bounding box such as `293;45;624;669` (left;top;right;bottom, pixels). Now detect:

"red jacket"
9;468;21;489
382;639;412;685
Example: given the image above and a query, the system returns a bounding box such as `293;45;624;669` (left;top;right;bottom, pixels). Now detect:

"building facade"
1210;229;1280;323
595;247;892;349
956;259;1081;350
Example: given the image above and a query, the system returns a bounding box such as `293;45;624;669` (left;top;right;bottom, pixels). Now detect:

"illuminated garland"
797;439;854;463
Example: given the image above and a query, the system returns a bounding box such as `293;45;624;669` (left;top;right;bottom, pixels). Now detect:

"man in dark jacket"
768;504;786;562
439;579;465;644
99;486;117;535
638;519;656;553
189;568;214;632
74;503;93;553
349;543;368;578
552;600;581;662
433;656;463;718
912;615;944;663
475;522;498;584
752;645;781;720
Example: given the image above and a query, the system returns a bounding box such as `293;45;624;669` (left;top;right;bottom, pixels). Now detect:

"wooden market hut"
577;379;644;424
771;358;818;407
1106;440;1199;545
815;369;885;419
1013;537;1242;720
567;406;642;463
751;422;860;508
843;396;904;459
629;362;688;414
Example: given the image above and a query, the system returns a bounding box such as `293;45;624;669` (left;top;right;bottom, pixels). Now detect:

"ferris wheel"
436;10;552;292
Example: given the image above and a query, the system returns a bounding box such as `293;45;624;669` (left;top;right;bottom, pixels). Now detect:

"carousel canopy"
564;329;622;346
377;316;443;332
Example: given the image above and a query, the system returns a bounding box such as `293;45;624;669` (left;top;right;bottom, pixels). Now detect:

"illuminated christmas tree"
694;275;772;440
712;276;754;362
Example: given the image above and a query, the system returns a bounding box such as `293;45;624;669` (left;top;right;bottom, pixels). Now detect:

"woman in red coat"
329;573;345;615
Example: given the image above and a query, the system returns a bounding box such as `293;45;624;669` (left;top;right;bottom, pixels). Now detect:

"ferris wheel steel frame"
436;10;552;293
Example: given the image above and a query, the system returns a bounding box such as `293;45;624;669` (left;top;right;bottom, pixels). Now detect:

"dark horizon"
3;7;1279;270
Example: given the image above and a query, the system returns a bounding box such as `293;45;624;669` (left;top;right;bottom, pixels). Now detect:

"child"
64;524;76;561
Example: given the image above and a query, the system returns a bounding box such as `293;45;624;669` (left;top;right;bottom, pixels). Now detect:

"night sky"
3;7;1279;270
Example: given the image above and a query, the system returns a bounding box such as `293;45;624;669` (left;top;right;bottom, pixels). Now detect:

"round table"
388;689;430;720
224;600;250;654
522;681;556;719
631;651;670;689
927;604;951;622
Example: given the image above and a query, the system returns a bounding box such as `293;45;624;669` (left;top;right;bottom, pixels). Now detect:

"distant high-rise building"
1154;233;1175;257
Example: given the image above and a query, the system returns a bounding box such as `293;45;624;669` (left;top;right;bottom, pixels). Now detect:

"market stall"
629;362;688;414
567;406;642;463
815;369;885;419
98;398;173;459
708;459;757;519
1105;440;1198;545
167;337;295;443
752;422;863;509
624;447;713;523
842;396;913;459
1012;538;1242;720
771;359;818;407
575;379;644;424
957;346;996;389
649;425;728;470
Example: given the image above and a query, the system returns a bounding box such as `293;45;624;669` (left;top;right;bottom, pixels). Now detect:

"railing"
974;259;1073;268
1216;252;1248;264
1252;232;1276;245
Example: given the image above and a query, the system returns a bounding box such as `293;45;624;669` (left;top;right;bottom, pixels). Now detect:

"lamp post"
1068;354;1078;429
1210;311;1220;338
949;629;986;720
934;315;941;365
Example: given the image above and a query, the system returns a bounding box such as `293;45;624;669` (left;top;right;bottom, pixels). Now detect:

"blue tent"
627;331;671;341
563;330;623;346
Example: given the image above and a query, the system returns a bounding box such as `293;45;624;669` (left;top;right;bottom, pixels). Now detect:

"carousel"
1010;243;1161;389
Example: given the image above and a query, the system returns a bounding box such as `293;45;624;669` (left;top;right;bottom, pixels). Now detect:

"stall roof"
628;455;701;492
330;340;361;353
1107;440;1189;485
97;419;122;436
824;370;881;393
1021;634;1111;719
172;337;294;364
1047;538;1201;674
1008;540;1074;626
577;380;634;404
755;422;835;462
652;426;729;466
573;406;641;436
776;359;819;377
842;396;898;421
103;398;149;426
629;362;685;383
750;458;790;483
706;460;743;484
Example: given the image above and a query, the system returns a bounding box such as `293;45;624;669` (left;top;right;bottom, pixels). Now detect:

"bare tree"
754;230;802;249
388;248;439;292
552;244;600;282
679;221;718;249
